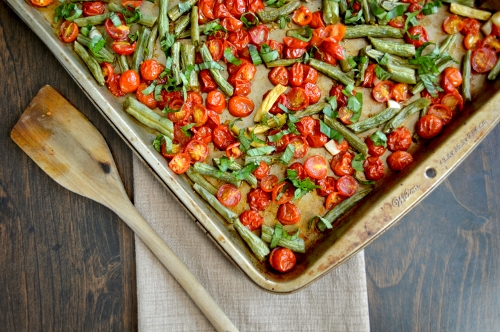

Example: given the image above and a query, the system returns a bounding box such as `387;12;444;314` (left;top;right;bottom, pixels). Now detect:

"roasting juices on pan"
30;0;500;273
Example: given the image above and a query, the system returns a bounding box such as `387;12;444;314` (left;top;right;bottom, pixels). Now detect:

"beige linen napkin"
133;156;370;332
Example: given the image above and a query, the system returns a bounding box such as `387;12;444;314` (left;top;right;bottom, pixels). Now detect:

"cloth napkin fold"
133;156;370;332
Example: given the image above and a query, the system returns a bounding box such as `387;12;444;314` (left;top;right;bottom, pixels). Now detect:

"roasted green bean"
190;6;200;47
76;34;114;63
382;98;431;133
463;50;473;100
308;58;355;86
200;43;234;96
123;97;174;137
131;27;151;72
213;158;258;188
256;1;301;23
186;168;218;196
173;14;190;36
386;63;417;84
145;25;158;61
107;3;157;27
74;41;105;86
323;0;340;24
74;14;108;27
181;43;199;91
347;108;401;133
158;0;169;41
261;225;306;253
193;163;242;187
324;116;369;156
193;184;239;223
344;25;403;39
168;0;198;22
369;37;416;58
294;102;329;119
265;58;301;68
233;218;270;261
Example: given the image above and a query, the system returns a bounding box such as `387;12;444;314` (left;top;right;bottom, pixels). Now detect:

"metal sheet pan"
9;0;500;293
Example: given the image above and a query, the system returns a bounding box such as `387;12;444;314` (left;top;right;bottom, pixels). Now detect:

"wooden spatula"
11;86;238;332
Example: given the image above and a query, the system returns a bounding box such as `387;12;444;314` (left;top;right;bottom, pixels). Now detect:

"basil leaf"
228;118;242;130
246;146;276;157
203;22;226;36
141;81;156;95
279;144;295;164
282;228;300;241
270;223;283;249
259;44;279;63
154;84;164;102
268;129;289;142
404;9;422;31
224;47;242;65
217;156;234;172
379;53;391;66
89;36;106;56
287;169;320;200
109;12;122;27
351;153;365;173
240;12;259;28
123;7;143;25
250;131;267;145
386;5;406;20
177;1;192;14
160;33;176;52
288;26;312;42
238;129;252;153
195;61;225;71
181;123;196;137
319;120;343;141
422;0;441;16
80;24;93;37
316;216;333;232
370;130;387;147
247;44;262;66
354;174;375;185
234;163;259;181
375;65;392;80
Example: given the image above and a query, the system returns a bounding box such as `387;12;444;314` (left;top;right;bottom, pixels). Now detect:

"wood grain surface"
1;1;499;331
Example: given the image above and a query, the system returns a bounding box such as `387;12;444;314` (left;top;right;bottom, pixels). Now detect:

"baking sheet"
8;0;500;292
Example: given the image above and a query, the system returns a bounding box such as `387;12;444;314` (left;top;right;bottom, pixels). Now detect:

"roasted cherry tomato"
267;40;284;58
389;16;406;29
60;21;79;43
261;174;279;192
253;161;270;180
316;24;346;43
322;41;345;60
184;139;209;163
284;47;307;59
464;33;482;51
330;151;354;177
472;47;497;73
174;124;192;147
362;64;376;88
199;69;218;93
269;247;296;273
199;0;215;20
301;82;321;105
122;0;143;8
330;84;348;107
247;188;271;211
288;62;304;87
427;104;453;125
105;73;124;97
268;93;288;115
217;184;242;207
387;151;413;171
289;136;309;158
304;155;328;180
387;127;412;152
168;153;191;174
206;110;221;131
31;0;52;6
282;37;309;49
302;65;318;84
404;26;429;48
482;35;500;52
461;18;480;36
239;210;264;231
227;29;250;51
192;104;208;127
228;95;254;117
140;59;164;81
336;175;358;197
272;182;295;205
292;6;312;26
105;13;129;40
192;126;212;144
206;39;224;61
316;176;336;197
441;67;462;93
372;81;394;103
112;41;136;55
417;114;444;139
248;24;269;45
408;3;424;19
392;83;410;102
119;69;140;93
268;66;289;86
306;125;328;148
285;87;309;111
338;106;354;125
221;17;243;32
296;116;316;138
226;142;243;159
443;15;464;34
363;157;385;181
233;63;256;82
440;90;464;115
214;1;232;19
160;141;183;159
277;202;301;225
83;2;105;16
288;162;307;180
267;129;290;152
168;104;191;124
325;192;343;210
310;11;325;29
366;136;386;157
421;89;442;105
136;82;157;109
206;90;226;114
212;124;236;150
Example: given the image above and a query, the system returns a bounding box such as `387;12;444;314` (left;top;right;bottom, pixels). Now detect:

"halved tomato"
184;139;209;163
217;184;242;207
168;153;191;174
304;155;328;180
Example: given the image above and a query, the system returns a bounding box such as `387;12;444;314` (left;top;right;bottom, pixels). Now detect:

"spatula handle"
112;199;239;332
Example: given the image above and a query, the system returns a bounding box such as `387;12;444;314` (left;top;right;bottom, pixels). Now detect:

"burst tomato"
174;124;192;147
284;47;307;59
441;67;463;93
221;17;243;31
199;70;218;93
331;151;354;177
226;142;243;159
362;63;376;88
427;104;453;125
288;162;307;180
304;155;328;180
289;136;309;158
443;15;464;34
440;90;464;115
296;116;316;138
83;2;105;16
336;175;358;197
184;139;209;163
277;202;301;225
161;141;183;159
252;162;270;180
136;83;156;108
325;192;343;210
417;114;444;139
285;87;309;111
192;126;212;144
168;105;191;124
464;33;482;51
316;176;336;197
472;47;497;73
105;13;129;40
248;24;269;45
387;151;413;171
228;95;254;117
461;18;480;36
228;29;250;51
119;70;140;93
272;182;295;205
310;11;325;29
247;188;271;211
192;104;208;127
387;127;412;152
269;247;296;273
206;90;226;114
268;66;289;86
363;157;385;181
288;62;304;87
112;41;136;55
372;81;394;103
282;37;309;49
212;124;236;150
392;83;410;102
217;184;242;207
267;129;290;152
239;210;264;231
261;174;279;192
404;26;429;48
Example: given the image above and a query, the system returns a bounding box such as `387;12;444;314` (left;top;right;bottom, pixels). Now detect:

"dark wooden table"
1;2;499;331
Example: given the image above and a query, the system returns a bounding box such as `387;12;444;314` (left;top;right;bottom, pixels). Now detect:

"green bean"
365;48;418;69
69;0;108;2
173;14;190;36
118;55;129;73
74;41;105;86
381;1;409;11
193;184;239;224
323;0;340;24
123;97;174;137
386;63;416;84
382;98;431;133
178;19;220;39
339;0;348;14
131;27;151;72
324;116;369;156
420;106;429;117
158;0;169;41
171;42;182;85
261;225;305;253
213;158;258;189
200;43;234;96
76;34;114;63
145;25;158;61
107;3;157;27
439;34;458;55
488;55;500;81
339;56;352;73
463;50;473;100
244;155;277;166
369;37;415;58
190;6;200;47
265;58;301;68
318;188;372;231
344;25;404;39
308;58;355;86
356;47;369;86
73;14;108;27
294;102;329;119
412;58;456;94
181;44;199;91
186;168;218;196
193;163;242;187
233;218;270;261
361;0;373;24
168;0;197;22
256;1;301;23
442;0;474;8
347;108;401;133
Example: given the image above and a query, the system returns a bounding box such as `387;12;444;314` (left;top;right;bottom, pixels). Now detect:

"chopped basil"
89;36;106;56
153;134;172;153
80;24;93;37
386;5;406;20
270;223;283;249
238;129;252;152
109;12;122;27
123;7;143;25
316;216;333;232
354;175;375;186
177;1;192;14
379;53;391;66
268;129;289;142
404;9;421;32
259;44;279;63
319;120;343;141
287;26;312;43
203;22;226;36
240;12;260;28
224;48;242;65
141;81;156;95
344;9;365;25
233;163;259;181
128;31;139;42
217;156;235;172
375;65;392;81
228;118;243;130
287;169;320;200
247;44;262;66
348;92;363;123
195;61;225;71
154;84;164;101
54;3;82;23
370;130;387;147
279;144;295;164
351;153;365;173
181;123;196;137
279;15;289;29
160;33;176;52
326;96;338;113
265;0;288;8
246;146;276;157
422;0;442;16
250;131;266;145
282;228;300;241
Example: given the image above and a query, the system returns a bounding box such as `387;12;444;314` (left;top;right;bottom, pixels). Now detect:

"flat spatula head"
11;85;127;207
